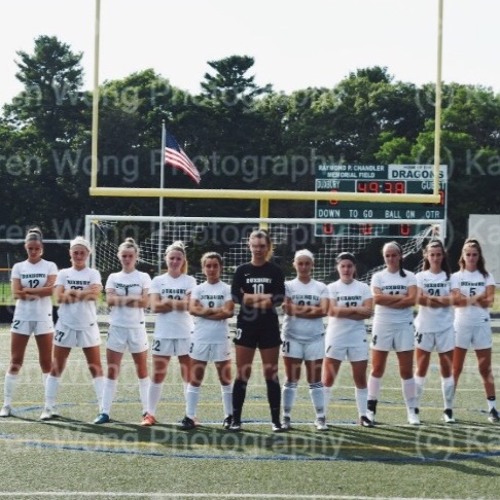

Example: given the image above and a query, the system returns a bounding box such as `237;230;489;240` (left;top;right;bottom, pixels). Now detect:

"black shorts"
234;321;281;350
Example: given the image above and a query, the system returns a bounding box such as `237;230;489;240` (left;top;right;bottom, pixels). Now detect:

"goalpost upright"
89;0;445;214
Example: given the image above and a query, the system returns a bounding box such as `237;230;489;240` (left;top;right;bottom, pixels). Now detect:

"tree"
5;35;87;145
1;36;90;236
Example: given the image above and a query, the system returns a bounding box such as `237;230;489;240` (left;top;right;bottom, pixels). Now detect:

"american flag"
164;130;201;184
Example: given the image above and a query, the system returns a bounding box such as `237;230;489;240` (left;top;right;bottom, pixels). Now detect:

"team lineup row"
1;227;498;432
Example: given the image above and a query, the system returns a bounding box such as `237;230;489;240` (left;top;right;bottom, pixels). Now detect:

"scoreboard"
315;164;447;237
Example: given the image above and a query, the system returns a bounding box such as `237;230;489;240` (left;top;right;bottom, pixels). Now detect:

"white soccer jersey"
282;278;328;342
451;270;495;326
55;267;102;329
106;270;152;328
414;270;454;332
11;259;58;321
149;273;196;339
326;279;372;346
371;268;417;324
191;280;232;343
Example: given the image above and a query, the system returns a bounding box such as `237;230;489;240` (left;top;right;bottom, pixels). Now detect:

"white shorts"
189;339;231;363
415;325;455;353
151;338;190;357
325;343;368;362
107;325;149;354
371;322;415;352
455;322;492;350
11;319;54;336
54;320;101;349
281;337;324;361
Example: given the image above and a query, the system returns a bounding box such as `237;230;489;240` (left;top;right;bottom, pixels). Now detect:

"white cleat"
0;405;12;417
315;417;328;431
443;409;455;423
39;407;54;421
407;408;420;425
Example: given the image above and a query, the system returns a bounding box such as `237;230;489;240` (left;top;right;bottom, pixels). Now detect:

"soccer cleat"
315;417;328;431
0;405;12;418
488;408;500;423
222;415;233;430
443;408;455;423
281;416;292;430
359;415;374;428
180;416;197;430
93;413;110;424
39;407;54;421
272;421;286;432
140;413;157;426
366;399;377;424
407;407;420;425
229;420;242;431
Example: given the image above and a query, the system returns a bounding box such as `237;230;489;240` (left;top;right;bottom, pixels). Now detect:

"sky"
1;0;499;106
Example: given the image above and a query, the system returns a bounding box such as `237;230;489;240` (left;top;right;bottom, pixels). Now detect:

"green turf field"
0;325;499;499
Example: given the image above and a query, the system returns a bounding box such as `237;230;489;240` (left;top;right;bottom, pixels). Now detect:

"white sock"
367;375;381;401
92;376;105;412
183;381;188;399
42;372;49;387
45;375;61;409
3;373;18;406
487;398;496;412
355;387;368;418
282;381;298;417
402;378;417;409
309;382;325;418
185;384;200;419
138;377;150;415
441;376;454;410
147;382;163;416
414;375;426;407
220;384;232;417
101;378;117;415
323;386;332;418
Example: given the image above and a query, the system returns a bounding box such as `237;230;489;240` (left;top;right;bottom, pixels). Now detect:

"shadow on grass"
6;414;497;467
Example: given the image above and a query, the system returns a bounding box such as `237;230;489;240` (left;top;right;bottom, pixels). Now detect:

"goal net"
86;216;443;288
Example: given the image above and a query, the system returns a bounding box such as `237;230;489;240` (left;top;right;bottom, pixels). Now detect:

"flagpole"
158;121;166;275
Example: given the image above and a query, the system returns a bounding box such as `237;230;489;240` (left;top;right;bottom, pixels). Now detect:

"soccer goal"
85;215;444;286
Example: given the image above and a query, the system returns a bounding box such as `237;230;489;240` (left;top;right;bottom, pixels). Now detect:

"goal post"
85;215;444;286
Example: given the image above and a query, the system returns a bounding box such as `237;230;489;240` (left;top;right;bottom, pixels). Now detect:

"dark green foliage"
2;37;500;266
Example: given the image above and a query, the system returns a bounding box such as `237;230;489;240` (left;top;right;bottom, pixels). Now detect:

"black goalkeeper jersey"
231;261;285;329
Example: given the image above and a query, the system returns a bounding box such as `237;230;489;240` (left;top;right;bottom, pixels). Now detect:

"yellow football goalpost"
89;0;444;216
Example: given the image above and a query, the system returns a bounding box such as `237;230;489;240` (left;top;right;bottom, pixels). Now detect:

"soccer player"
40;236;104;421
451;238;499;423
1;228;57;417
322;252;374;428
367;241;419;425
94;238;151;424
141;241;196;426
281;249;328;431
180;252;234;430
414;239;456;423
230;229;286;432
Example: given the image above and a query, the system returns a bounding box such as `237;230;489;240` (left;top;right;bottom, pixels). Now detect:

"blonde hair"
165;240;188;274
118;237;140;256
294;249;314;262
70;236;91;253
